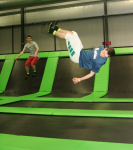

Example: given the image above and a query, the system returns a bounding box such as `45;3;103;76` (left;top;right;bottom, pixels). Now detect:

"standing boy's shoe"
32;71;36;77
25;73;30;80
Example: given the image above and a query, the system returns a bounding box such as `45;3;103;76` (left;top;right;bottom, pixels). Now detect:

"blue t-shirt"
79;46;107;73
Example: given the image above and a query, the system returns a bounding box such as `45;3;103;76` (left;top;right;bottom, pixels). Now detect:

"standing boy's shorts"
25;56;39;67
65;31;83;63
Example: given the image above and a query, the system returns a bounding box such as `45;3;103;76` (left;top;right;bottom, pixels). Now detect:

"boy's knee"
70;31;73;35
25;63;30;67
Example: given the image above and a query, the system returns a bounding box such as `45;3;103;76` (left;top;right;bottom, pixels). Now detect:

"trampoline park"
0;0;133;150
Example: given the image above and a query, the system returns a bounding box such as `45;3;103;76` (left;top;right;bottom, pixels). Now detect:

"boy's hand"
34;53;37;57
15;56;18;60
72;78;79;84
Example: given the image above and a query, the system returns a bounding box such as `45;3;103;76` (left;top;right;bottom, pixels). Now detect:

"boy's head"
26;35;32;43
100;47;115;58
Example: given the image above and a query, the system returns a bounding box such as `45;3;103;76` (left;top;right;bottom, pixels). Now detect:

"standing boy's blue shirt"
79;46;107;73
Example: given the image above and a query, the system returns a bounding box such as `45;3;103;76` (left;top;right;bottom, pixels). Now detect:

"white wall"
24;2;104;24
108;15;133;47
14;27;21;53
107;0;133;15
0;28;12;54
56;18;103;50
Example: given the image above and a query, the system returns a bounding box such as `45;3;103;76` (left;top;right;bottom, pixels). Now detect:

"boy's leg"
31;65;36;72
65;32;81;63
25;66;29;74
48;22;73;39
54;31;66;39
53;21;73;34
72;31;83;51
48;22;81;63
59;29;73;35
53;30;82;63
25;57;33;79
54;29;73;39
31;57;39;77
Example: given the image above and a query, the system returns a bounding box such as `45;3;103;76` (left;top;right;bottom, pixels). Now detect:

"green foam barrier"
53;109;133;118
6;54;18;60
39;57;59;92
0;146;27;150
15;52;49;60
82;58;110;99
22;97;133;103
0;107;53;115
94;58;110;92
0;134;17;145
115;47;133;55
92;98;133;102
0;96;17;100
0;55;6;60
77;140;133;150
39;52;49;58
75;98;133;103
59;51;69;57
0;134;84;150
18;53;30;59
23;97;75;102
0;59;14;91
0;133;133;150
48;52;59;57
79;92;107;100
0;107;133;118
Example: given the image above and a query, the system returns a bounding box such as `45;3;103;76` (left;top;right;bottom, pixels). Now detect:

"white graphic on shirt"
93;48;99;59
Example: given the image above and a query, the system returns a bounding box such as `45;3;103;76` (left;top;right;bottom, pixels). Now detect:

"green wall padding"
18;53;30;59
0;59;14;91
39;57;59;92
115;47;133;55
0;107;133;118
48;52;59;57
59;51;69;57
82;58;110;98
0;55;6;60
18;52;49;59
93;58;110;92
6;54;17;60
39;52;49;58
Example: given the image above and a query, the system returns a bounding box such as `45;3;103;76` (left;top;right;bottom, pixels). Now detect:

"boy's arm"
34;47;39;57
15;49;25;60
33;42;39;57
72;71;95;84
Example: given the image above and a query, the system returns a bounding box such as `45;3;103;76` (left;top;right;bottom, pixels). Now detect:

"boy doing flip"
48;22;115;84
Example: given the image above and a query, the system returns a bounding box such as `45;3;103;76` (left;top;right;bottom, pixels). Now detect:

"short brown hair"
26;35;32;38
106;47;115;57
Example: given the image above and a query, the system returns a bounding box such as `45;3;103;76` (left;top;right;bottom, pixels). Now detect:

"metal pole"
21;7;24;50
12;25;14;53
104;0;109;47
103;16;105;48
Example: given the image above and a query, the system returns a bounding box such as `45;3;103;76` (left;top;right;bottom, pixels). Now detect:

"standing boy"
15;35;39;79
